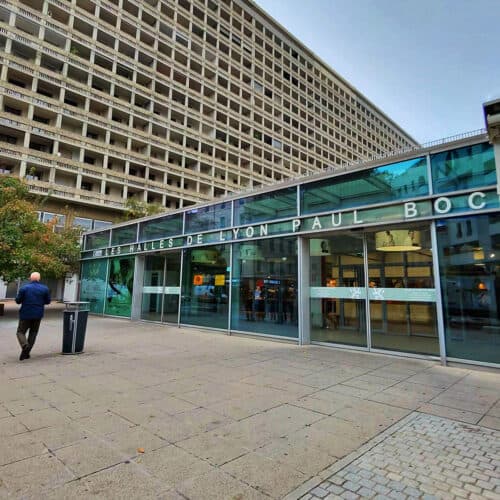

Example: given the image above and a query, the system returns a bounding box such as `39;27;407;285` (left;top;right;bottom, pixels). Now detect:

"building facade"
80;130;500;367
0;0;415;228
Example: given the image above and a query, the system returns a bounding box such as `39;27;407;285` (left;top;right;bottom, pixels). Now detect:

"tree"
123;198;165;221
0;177;81;283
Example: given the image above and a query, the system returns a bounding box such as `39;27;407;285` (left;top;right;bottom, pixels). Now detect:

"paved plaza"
0;302;499;499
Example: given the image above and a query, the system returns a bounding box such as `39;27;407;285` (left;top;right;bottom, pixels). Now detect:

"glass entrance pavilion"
80;133;500;367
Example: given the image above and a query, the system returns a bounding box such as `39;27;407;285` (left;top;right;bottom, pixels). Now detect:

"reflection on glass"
437;215;500;364
231;237;298;338
431;143;495;194
180;245;229;329
301;157;428;215
80;259;108;314
141;253;181;323
139;214;183;242
111;224;137;246
185;202;231;233
163;252;181;323
310;235;366;346
141;255;164;321
85;231;110;250
367;227;439;355
104;256;134;317
234;187;297;225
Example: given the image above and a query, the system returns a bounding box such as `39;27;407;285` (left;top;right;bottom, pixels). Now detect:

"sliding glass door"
309;225;439;356
310;235;367;346
141;252;181;323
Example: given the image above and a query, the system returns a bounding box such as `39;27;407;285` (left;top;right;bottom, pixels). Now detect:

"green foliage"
0;177;81;283
123;198;165;221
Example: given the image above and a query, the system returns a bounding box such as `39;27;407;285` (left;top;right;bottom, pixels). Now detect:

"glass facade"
139;214;183;242
141;252;181;323
180;245;230;329
104;256;135;317
85;230;110;250
79;139;499;366
141;255;164;322
366;227;439;356
185;202;232;234
301;157;428;215
234;187;297;225
437;215;500;364
231;237;298;338
111;225;138;246
80;259;108;314
310;235;366;346
431;143;495;193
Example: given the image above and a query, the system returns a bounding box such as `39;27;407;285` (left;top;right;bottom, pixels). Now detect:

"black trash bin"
62;302;89;354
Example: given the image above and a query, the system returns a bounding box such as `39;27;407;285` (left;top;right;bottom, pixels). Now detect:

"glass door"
141;252;181;323
141;255;164;321
310;234;367;347
366;226;439;355
162;252;181;324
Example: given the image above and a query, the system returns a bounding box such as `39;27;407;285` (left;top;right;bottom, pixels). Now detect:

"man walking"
15;272;51;361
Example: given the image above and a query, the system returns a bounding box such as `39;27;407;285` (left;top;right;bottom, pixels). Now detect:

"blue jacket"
16;282;51;320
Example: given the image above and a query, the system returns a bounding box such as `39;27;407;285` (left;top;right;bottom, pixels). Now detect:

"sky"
255;0;500;144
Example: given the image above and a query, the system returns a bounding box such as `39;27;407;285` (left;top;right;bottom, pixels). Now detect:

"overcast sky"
255;0;500;144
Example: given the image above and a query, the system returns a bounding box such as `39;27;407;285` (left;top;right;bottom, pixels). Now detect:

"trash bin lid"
64;301;90;311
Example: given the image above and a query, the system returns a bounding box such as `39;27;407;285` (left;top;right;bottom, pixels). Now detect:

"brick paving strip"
286;412;500;500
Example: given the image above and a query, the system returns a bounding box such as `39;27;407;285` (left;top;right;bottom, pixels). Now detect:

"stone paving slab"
0;302;499;499
289;413;500;500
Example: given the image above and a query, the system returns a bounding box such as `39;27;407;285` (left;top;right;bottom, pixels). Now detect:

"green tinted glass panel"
104;256;134;317
180;245;229;329
80;259;108;314
234;187;297;225
85;231;110;250
111;224;137;245
231;237;298;338
139;214;183;242
431;143;495;194
185;202;232;233
437;214;500;364
301;157;428;215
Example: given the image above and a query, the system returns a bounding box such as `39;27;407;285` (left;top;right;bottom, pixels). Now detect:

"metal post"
177;249;184;327
430;221;447;365
227;243;233;335
363;234;372;350
298;236;310;345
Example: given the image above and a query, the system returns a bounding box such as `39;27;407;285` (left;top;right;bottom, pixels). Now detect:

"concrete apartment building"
0;0;416;231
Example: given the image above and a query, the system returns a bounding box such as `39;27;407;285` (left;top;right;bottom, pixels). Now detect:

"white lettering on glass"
434;197;452;214
468;191;486;210
353;210;363;224
405;202;418;218
331;213;342;227
311;217;322;230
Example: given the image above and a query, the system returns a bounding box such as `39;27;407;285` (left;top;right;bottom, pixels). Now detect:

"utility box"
62;302;89;354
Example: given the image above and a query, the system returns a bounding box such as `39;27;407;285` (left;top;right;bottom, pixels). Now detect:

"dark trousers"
16;319;41;351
